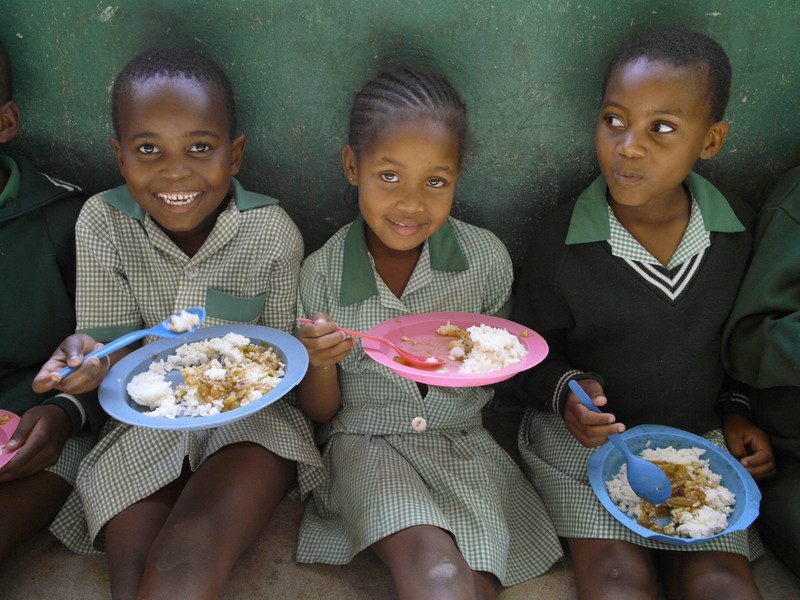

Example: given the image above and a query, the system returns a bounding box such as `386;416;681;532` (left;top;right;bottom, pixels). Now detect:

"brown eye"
137;143;160;155
380;172;399;183
652;122;676;133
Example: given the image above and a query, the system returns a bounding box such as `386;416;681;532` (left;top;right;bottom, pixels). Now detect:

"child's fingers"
308;336;353;369
742;450;776;479
725;433;747;460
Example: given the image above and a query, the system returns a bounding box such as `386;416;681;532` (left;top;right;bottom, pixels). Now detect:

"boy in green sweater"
724;165;800;578
0;38;97;561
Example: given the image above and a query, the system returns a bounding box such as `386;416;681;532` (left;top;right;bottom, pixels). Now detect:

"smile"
386;218;426;235
155;191;201;206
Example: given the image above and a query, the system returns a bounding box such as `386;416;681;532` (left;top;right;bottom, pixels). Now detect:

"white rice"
126;333;284;418
605;445;735;539
166;309;201;332
456;324;527;374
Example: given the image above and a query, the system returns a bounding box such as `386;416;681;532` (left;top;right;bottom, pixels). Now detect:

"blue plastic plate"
99;325;308;431
587;424;761;545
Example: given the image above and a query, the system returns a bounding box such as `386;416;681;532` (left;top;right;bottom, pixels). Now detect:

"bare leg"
660;550;762;600
568;538;658;600
137;443;293;600
372;524;497;600
0;471;71;560
105;473;187;600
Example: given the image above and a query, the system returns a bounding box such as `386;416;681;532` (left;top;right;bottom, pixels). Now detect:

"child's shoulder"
447;216;509;255
763;165;800;217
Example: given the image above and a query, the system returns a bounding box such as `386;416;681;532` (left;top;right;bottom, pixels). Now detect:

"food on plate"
126;332;284;418
0;413;11;426
606;445;735;538
436;322;527;373
167;309;202;332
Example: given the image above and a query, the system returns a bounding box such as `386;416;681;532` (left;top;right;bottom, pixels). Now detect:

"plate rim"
587;423;761;545
99;324;308;430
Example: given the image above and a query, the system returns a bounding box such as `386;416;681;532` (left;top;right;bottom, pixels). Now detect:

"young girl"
296;67;562;600
32;48;321;600
514;28;774;600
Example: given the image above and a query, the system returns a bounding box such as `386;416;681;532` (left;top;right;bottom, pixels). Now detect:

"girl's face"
111;76;245;250
596;58;728;211
343;117;460;256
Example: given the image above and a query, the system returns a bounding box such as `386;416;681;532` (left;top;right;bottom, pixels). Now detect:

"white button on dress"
411;416;427;433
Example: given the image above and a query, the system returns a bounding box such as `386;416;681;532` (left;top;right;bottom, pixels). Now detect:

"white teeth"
157;192;201;206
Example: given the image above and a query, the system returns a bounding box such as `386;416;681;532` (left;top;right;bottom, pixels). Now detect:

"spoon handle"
58;328;149;380
296;318;394;349
567;379;601;413
567;380;631;457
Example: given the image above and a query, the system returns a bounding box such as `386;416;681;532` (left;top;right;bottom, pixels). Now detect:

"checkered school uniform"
295;216;563;586
50;180;322;554
518;174;762;558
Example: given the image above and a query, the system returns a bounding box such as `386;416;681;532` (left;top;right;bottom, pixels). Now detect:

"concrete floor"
2;407;799;599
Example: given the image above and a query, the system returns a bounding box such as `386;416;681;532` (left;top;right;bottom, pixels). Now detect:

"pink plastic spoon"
297;318;445;368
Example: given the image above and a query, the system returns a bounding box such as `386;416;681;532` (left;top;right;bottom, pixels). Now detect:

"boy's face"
342;117;460;256
596;58;728;209
111;76;245;245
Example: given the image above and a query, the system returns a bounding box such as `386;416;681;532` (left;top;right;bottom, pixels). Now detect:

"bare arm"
296;313;354;423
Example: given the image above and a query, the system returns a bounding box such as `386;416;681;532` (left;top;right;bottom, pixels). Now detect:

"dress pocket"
204;288;267;323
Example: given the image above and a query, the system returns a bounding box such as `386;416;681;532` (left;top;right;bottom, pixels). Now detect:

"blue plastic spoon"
58;307;206;380
568;379;672;504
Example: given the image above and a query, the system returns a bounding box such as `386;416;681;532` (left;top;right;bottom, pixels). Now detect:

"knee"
146;517;216;574
680;563;757;600
413;547;474;594
589;549;655;596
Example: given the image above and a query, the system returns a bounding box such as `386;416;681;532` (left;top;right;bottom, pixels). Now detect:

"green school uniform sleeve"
723;167;800;389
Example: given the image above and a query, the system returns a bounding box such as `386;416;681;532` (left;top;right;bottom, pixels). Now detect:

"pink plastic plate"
363;311;548;387
0;409;21;469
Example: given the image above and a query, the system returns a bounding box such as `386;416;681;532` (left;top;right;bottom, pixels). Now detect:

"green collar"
0;154;21;209
100;177;277;221
340;215;469;306
565;171;744;245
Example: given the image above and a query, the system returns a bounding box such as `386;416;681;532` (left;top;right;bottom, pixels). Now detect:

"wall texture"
1;0;798;266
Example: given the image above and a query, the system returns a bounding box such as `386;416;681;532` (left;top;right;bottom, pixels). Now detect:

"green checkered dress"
46;436;95;485
49;181;322;554
295;217;563;586
518;190;762;559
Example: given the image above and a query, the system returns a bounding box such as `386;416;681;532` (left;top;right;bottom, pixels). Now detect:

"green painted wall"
1;1;798;266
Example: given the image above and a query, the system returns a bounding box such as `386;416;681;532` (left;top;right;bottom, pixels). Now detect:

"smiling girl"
32;48;321;600
295;67;562;600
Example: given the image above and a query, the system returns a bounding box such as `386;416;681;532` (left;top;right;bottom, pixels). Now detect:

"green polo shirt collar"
100;177;277;221
0;155;21;209
340;215;469;306
565;171;744;245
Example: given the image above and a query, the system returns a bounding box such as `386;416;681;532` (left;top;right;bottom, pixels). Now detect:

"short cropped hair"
0;40;12;104
348;67;470;168
111;47;236;137
603;27;732;122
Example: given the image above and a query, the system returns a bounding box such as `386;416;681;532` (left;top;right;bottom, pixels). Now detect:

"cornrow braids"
112;47;237;138
603;27;732;122
348;67;469;168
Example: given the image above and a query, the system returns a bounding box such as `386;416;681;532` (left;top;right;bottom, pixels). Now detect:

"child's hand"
564;379;625;447
32;333;110;395
0;405;72;481
723;413;776;480
298;312;354;370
